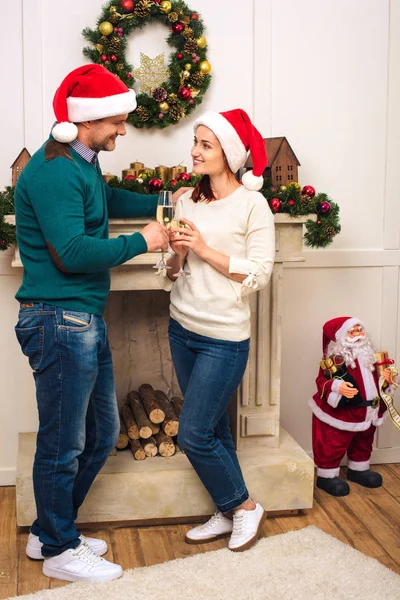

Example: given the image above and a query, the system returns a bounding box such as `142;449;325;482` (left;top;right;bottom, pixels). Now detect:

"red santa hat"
52;64;137;143
322;316;363;354
193;109;267;191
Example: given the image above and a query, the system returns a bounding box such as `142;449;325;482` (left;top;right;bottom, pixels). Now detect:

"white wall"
0;0;399;484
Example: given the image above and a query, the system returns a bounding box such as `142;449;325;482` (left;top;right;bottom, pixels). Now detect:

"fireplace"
7;214;315;525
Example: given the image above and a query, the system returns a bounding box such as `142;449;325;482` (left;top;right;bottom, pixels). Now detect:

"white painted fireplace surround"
7;214;314;525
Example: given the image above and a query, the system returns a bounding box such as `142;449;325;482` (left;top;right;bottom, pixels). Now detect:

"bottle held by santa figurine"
309;316;400;497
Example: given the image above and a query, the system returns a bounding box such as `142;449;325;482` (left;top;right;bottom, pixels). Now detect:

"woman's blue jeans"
15;303;119;557
168;318;250;512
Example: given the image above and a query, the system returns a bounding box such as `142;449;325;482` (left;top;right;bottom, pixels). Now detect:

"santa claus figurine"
309;316;396;496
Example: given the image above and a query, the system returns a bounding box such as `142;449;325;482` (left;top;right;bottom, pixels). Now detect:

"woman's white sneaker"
26;532;108;560
185;512;233;544
228;503;266;552
42;542;122;583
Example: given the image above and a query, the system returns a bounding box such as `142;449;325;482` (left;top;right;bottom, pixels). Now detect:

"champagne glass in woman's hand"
153;191;173;272
170;220;190;278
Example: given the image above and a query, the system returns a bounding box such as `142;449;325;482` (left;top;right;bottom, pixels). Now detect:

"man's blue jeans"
168;318;250;513
15;303;119;557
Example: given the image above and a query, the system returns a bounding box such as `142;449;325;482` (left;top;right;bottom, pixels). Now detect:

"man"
309;316;394;497
14;64;186;583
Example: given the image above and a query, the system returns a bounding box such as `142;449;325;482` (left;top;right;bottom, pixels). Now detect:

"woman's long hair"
191;151;235;203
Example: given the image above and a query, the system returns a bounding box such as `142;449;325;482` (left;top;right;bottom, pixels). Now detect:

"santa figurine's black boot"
316;476;350;496
347;468;382;488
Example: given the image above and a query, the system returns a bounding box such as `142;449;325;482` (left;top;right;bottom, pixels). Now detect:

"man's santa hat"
52;64;137;143
193;109;267;191
322;316;363;354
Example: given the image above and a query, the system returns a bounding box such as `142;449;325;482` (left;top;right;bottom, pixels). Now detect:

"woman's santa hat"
193;109;267;191
52;64;137;143
322;316;363;354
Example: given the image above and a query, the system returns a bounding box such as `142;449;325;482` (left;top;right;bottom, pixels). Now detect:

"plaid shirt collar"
51;123;98;165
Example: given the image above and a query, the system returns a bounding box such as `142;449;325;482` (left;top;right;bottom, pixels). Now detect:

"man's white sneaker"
185;512;233;544
228;503;266;552
26;532;108;560
42;542;123;583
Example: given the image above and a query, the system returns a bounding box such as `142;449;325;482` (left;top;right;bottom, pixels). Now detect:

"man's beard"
327;335;376;370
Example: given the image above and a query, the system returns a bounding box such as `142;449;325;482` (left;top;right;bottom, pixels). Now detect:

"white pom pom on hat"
193;109;267;191
52;64;137;143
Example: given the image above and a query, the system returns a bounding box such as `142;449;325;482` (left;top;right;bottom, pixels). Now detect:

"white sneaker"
42;542;123;583
228;503;266;552
185;512;233;544
26;532;108;560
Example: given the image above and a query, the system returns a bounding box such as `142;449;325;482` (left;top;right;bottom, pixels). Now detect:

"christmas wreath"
82;0;211;129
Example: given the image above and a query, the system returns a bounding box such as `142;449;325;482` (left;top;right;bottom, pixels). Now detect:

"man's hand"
339;381;358;398
172;186;192;207
140;222;169;252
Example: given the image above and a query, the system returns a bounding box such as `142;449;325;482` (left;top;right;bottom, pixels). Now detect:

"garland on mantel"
0;179;340;251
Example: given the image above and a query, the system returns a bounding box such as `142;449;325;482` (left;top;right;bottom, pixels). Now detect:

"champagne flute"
171;219;189;278
153;190;173;271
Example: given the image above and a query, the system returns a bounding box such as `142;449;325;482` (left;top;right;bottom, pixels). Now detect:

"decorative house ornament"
82;0;211;129
11;148;31;186
245;137;300;187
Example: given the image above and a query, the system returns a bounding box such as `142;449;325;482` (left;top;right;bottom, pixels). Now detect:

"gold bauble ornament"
159;101;169;113
280;185;287;191
182;70;190;79
184;63;192;71
288;182;301;190
98;21;114;36
196;35;207;49
160;1;172;13
199;60;211;74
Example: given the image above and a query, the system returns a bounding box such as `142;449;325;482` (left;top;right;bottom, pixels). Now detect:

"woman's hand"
172;218;208;258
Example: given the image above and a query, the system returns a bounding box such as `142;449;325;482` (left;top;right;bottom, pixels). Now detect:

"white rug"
8;526;400;600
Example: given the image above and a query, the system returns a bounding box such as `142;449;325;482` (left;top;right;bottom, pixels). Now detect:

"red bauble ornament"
317;201;331;215
169;179;178;187
317;220;321;225
192;13;199;19
120;0;134;12
177;172;191;182
124;174;136;181
100;54;108;62
127;73;132;78
301;185;316;198
148;178;163;190
1;240;6;246
178;87;192;100
177;53;184;60
269;198;281;212
287;199;295;206
172;23;184;33
110;54;118;62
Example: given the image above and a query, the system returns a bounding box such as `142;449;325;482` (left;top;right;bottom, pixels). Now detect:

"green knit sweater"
15;138;158;315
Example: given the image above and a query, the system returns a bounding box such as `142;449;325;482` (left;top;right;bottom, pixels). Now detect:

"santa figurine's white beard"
327;335;376;370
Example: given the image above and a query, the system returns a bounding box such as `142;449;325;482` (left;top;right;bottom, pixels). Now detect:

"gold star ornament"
132;53;170;95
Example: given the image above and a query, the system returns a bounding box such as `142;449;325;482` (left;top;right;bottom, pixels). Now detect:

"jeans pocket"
61;311;93;330
15;325;44;371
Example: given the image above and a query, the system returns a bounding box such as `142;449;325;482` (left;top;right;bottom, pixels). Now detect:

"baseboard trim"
306;448;400;465
0;467;16;486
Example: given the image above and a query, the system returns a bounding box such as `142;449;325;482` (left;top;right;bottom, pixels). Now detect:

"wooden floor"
1;464;400;598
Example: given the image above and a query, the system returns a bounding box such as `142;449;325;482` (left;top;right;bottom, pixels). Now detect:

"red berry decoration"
172;23;184;33
269;198;281;212
192;13;199;19
177;172;191;182
317;220;321;225
148;178;163;190
178;87;192;100
288;199;295;206
1;240;6;246
127;73;132;78
120;0;134;12
100;54;108;62
177;53;183;60
301;185;316;198
124;174;136;181
110;54;118;62
169;179;178;187
317;201;331;215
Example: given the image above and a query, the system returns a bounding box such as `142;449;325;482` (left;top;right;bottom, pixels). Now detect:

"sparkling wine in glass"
153;190;173;271
171;219;189;278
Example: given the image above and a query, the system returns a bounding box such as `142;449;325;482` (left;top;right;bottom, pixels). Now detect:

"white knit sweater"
158;186;275;341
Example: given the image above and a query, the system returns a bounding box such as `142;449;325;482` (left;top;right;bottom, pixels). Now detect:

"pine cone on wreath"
168;12;179;22
325;226;336;239
134;0;152;18
184;39;198;53
300;195;311;207
190;71;205;86
168;93;178;104
108;36;122;52
109;13;120;24
136;105;150;121
99;35;110;47
153;87;168;102
183;27;194;39
169;104;184;121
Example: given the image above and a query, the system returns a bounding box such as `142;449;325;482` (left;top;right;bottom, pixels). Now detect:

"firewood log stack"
115;384;183;460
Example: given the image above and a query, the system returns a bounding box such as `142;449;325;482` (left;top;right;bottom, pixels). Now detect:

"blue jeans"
15;303;119;557
168;318;250;512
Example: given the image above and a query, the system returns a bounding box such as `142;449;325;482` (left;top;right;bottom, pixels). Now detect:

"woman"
159;109;275;552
